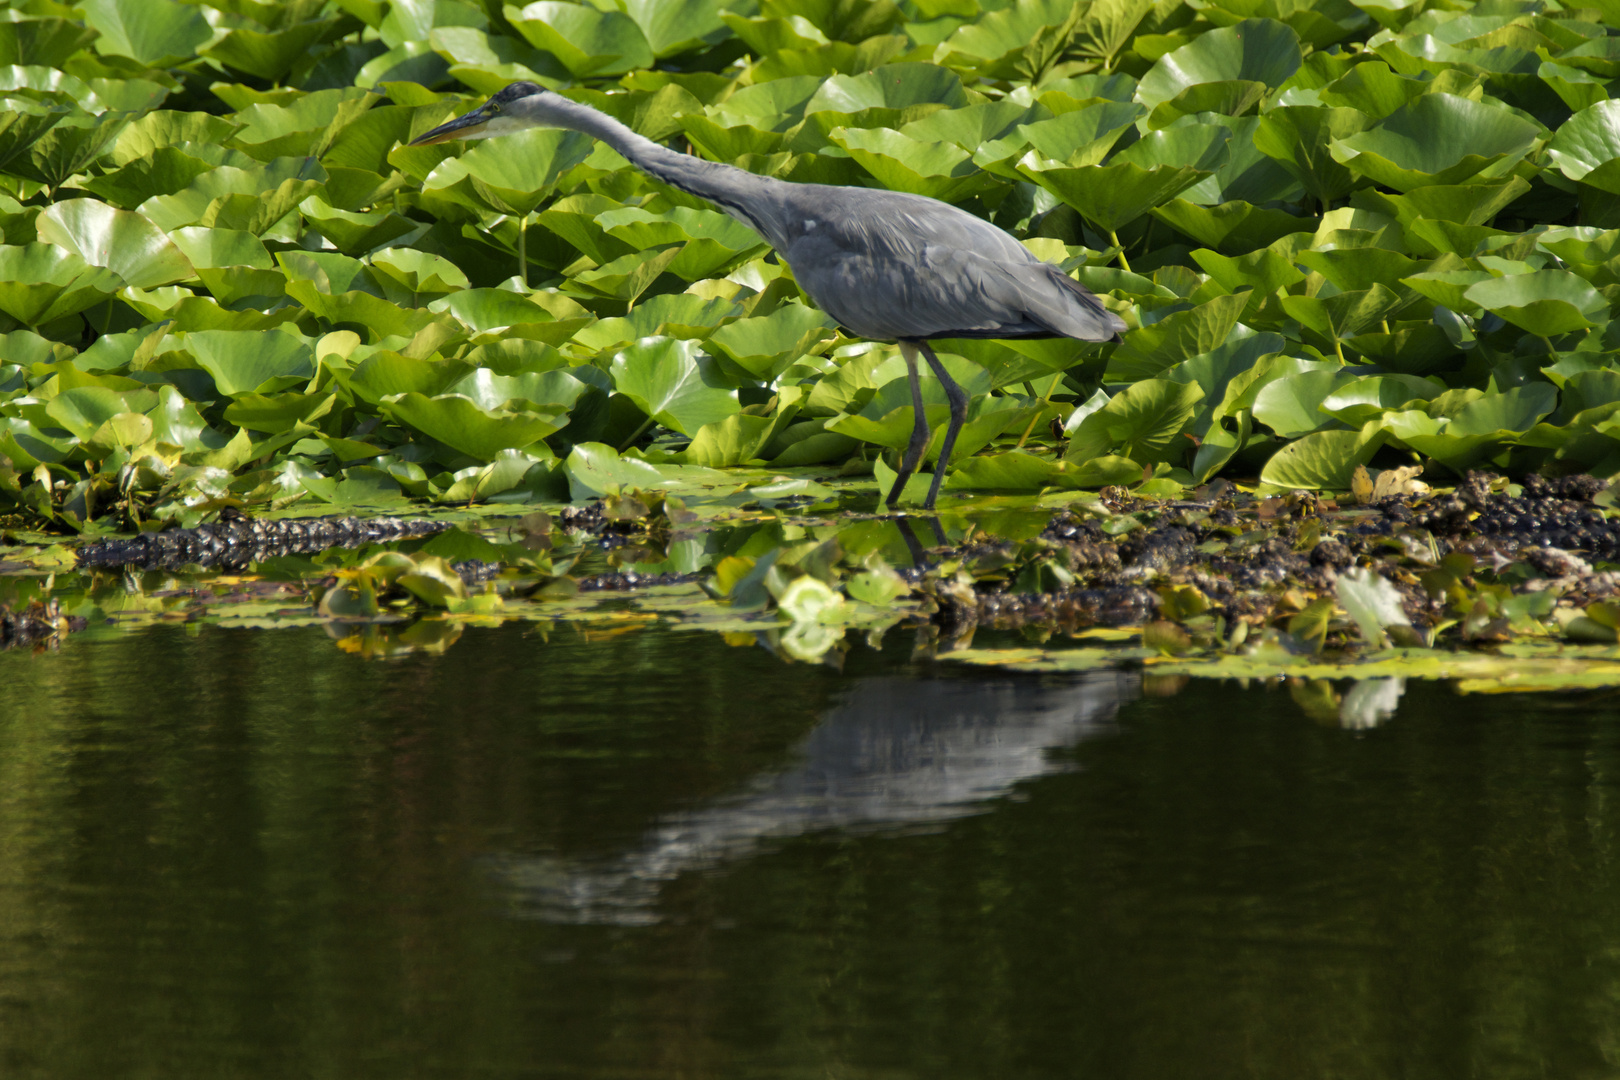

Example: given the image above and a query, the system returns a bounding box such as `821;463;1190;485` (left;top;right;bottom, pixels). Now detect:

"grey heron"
411;82;1128;510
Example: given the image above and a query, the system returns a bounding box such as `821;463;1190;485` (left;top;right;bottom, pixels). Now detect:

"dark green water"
2;623;1619;1079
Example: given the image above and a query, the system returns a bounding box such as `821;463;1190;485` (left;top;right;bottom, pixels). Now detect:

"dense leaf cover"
4;0;1620;530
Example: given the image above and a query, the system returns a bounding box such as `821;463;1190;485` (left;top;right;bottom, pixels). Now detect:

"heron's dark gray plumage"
411;82;1128;510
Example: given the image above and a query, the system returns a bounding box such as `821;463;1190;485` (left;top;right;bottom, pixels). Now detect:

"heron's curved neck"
542;96;790;247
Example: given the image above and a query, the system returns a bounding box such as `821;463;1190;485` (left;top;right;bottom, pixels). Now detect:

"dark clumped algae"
73;507;450;572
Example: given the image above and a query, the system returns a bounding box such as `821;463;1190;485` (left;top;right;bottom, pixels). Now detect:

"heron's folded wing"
911;245;1125;341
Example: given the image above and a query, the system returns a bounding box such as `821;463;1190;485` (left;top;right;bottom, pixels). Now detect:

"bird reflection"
492;670;1137;925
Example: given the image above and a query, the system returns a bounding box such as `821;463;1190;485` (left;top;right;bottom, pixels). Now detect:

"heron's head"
409;82;559;146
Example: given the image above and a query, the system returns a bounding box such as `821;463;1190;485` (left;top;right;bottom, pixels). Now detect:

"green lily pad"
13;111;131;190
229;89;377;162
0;18;99;68
503;1;655;77
1253;105;1374;207
1065;378;1204;465
140;158;327;234
381;392;568;460
1137;19;1303;112
0;243;123;325
1252;368;1357;437
1018;158;1211;234
203;18;343;82
1319;374;1445;426
422;127;594;215
1281;284;1406;343
45;385;154;442
609;337;740;437
1156;199;1310;252
36;198;193;290
1463;270;1609;336
347;351;465;405
1006;102;1143;168
0;94;69;177
83;147;221;210
300;198;420;256
804;64;969;114
1547;100;1620;195
185;329;316;396
223;390;338;434
1107;292;1248;381
1259;422;1384;488
1329;94;1541;191
445;368;599;412
1296;245;1421;294
830;127;1001;203
80;0;212;67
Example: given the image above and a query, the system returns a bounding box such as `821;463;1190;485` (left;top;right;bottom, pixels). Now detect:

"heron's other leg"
918;341;969;510
887;340;931;509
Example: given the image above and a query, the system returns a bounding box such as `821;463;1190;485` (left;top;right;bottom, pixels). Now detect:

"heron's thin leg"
918;341;968;510
887;340;931;509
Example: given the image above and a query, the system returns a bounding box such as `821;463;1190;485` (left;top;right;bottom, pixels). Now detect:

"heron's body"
412;82;1127;509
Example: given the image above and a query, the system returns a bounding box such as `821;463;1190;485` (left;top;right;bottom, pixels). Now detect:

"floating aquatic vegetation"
1;469;1616;697
7;0;1620;532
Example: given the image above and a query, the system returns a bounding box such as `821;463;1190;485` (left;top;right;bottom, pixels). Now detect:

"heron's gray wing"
782;193;1125;342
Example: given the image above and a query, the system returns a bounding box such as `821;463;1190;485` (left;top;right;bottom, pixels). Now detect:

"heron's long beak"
409;106;492;146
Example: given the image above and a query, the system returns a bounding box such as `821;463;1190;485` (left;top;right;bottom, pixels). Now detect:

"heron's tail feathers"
1037;265;1129;342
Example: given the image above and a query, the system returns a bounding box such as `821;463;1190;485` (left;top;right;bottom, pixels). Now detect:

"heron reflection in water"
492;671;1137;925
411;83;1127;510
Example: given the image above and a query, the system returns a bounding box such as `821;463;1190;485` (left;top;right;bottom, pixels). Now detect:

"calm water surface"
1;621;1618;1079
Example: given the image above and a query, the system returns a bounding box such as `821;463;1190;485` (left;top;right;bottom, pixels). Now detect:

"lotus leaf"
0;243;122;325
1108;293;1249;381
46;385;153;442
1018;157;1211;235
831;127;1001;203
423;127;594;214
1259;422;1384;488
1011;103;1143;168
0;18;98;68
186;329;316;397
36;199;192;290
223;390;338;434
112;113;242;167
1329;94;1541;191
1319;374;1445;425
609;337;740;437
79;0;211;67
1547;100;1620;194
381;391;567;459
804;65;969;114
15;111;131;190
504;2;655;77
1065;378;1204;465
1137;19;1304;111
1253;106;1375;207
203;19;343;82
1464;270;1609;336
1252;368;1357;437
229;89;377;161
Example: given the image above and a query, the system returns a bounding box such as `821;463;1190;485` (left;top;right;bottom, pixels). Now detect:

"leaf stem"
619;415;654;451
518;213;528;290
1014;371;1065;449
1109;229;1131;274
